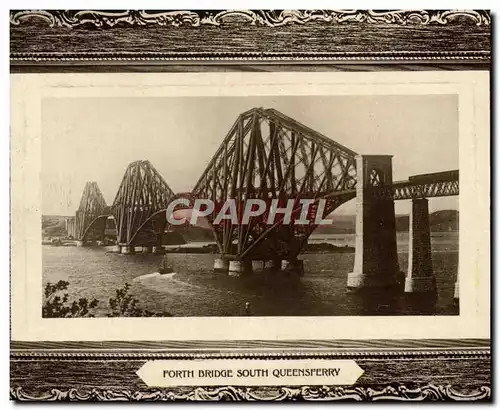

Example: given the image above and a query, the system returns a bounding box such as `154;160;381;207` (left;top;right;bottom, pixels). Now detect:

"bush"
108;283;172;317
43;280;98;318
43;281;172;318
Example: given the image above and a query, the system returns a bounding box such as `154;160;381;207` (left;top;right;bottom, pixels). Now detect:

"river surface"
43;232;459;317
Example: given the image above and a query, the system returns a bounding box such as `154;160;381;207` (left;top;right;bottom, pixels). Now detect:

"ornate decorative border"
10;9;491;66
10;385;491;402
10;348;491;360
10;343;491;401
9;50;491;63
10;9;492;28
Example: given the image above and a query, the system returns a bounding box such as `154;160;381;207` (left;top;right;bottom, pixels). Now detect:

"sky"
42;94;458;216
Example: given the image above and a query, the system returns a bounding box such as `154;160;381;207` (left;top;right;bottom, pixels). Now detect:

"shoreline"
163;243;355;255
42;241;355;254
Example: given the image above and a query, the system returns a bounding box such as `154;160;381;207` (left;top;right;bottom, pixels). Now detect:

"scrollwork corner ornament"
10;384;491;402
10;9;491;28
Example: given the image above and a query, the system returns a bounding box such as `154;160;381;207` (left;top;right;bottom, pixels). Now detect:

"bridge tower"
112;160;174;254
192;107;358;276
347;155;400;290
75;181;109;246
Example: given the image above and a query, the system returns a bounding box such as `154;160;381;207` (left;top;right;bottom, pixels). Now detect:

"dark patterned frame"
10;10;491;402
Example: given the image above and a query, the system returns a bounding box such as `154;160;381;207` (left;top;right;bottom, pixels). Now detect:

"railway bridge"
72;107;459;296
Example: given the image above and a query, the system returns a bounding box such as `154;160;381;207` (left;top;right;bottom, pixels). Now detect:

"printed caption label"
137;359;364;387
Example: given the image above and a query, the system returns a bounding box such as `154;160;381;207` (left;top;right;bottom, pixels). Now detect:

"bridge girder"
112;160;174;246
391;179;459;200
192;107;359;259
371;170;459;200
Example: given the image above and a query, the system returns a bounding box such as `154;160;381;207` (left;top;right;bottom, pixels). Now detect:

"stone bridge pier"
404;198;437;294
214;255;304;278
347;155;401;290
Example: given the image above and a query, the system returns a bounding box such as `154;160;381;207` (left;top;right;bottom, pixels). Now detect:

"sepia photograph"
9;9;490;402
41;93;460;318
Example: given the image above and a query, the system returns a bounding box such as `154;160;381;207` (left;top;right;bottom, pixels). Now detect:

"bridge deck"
325;169;459;201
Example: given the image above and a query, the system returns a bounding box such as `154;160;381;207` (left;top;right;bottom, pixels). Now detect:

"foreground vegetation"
43;280;172;318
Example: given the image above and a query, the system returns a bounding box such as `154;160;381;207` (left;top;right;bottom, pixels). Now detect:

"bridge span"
70;107;459;300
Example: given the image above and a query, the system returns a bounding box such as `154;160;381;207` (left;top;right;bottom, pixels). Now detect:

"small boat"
158;266;174;275
158;257;174;275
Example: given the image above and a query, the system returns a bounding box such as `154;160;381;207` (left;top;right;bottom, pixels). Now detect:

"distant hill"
42;215;70;237
315;210;458;234
175;226;215;242
43;209;458;240
314;214;356;235
41;214;214;242
395;209;459;232
429;209;459;231
175;211;459;238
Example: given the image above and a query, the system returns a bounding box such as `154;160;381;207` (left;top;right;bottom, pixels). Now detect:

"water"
43;232;459;317
309;232;459;253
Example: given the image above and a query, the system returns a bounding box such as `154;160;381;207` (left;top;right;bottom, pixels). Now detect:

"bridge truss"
370;170;460;200
391;179;459;200
192;107;359;260
112;160;174;247
73;110;458;259
75;181;109;242
325;170;459;202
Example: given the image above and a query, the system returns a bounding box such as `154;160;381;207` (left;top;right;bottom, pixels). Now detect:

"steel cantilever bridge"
72;107;458;290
